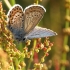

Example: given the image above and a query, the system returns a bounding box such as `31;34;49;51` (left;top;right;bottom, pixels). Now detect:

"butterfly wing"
25;26;57;39
7;4;26;36
7;4;46;41
23;4;46;33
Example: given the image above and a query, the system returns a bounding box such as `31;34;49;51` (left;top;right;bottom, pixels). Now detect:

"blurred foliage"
0;0;70;70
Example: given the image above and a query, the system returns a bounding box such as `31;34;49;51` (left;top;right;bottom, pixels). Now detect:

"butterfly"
7;4;57;41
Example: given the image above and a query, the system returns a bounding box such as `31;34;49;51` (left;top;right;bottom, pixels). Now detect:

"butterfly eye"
23;38;25;41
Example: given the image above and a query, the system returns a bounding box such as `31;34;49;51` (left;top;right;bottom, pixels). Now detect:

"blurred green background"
1;0;70;70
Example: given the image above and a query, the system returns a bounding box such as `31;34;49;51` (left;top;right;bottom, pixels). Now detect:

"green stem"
13;57;19;70
36;0;39;4
61;1;70;70
9;0;16;6
34;0;39;4
27;40;36;70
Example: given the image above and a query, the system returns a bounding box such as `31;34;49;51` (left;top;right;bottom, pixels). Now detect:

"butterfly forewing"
25;26;57;39
7;4;25;33
23;5;46;33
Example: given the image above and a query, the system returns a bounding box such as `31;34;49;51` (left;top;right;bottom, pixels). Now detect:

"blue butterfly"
7;4;57;41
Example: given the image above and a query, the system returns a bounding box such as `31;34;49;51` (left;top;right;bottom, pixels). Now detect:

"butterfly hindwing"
25;26;57;39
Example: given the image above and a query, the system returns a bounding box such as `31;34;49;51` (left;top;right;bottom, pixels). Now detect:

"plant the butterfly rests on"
7;4;57;41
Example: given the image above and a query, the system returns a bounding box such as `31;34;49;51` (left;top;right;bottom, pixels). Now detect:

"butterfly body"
7;4;57;41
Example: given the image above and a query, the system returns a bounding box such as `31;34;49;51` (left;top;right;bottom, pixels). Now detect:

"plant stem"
36;0;39;4
9;0;16;6
27;40;36;70
4;0;12;9
61;1;70;70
